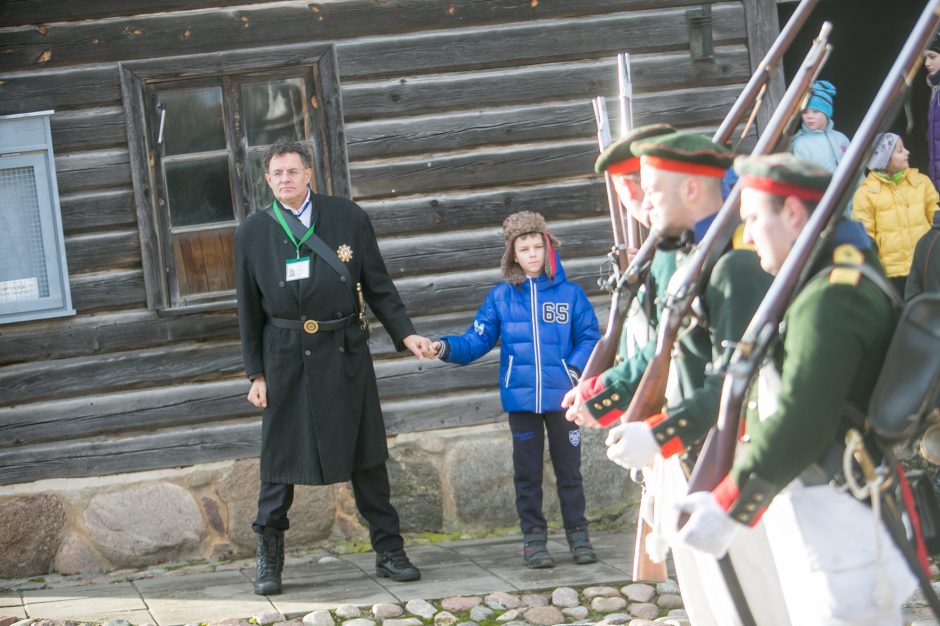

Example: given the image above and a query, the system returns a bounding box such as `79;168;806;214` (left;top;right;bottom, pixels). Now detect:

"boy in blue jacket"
428;211;601;568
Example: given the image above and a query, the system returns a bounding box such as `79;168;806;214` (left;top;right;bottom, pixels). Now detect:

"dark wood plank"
54;148;131;194
378;217;610;278
0;340;244;407
382;390;504;435
375;352;498;400
0;378;251;447
336;4;746;80
0;421;262;486
340;46;751;121
0;0;286;27
60;188;138;234
0;65;121;115
50;106;126;152
0;0;736;70
346;86;742;160
69;268;146;312
0;309;238;366
64;229;141;274
743;0;786;133
351;141;598;200
361;180;608;237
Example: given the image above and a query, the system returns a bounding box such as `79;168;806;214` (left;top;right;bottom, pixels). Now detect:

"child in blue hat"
790;80;851;173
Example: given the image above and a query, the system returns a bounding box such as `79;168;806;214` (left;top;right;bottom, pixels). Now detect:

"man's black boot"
522;528;554;569
376;548;421;582
565;525;598;564
254;527;284;595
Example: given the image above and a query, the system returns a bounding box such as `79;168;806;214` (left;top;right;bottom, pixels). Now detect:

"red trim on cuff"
659;437;685;458
596;408;624;428
713;474;740;512
645;412;667;427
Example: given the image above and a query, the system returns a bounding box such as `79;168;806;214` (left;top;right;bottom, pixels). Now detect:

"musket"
619;21;832;428
578;0;820;388
618;53;641;250
685;0;940;517
594;96;630;275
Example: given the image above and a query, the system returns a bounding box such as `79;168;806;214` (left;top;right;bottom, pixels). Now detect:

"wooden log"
0;340;243;407
346;85;741;160
50;106;127;153
375;352;498;400
361;180;608;237
341;46;751;121
0;64;121;115
336;4;745;80
60;188;138;234
69;268;146;312
382;389;504;434
378;217;610;278
0;0;286;27
0;378;251;447
0;309;239;366
0;0;734;70
64;229;141;274
54;148;131;195
0;420;262;486
351;140;597;200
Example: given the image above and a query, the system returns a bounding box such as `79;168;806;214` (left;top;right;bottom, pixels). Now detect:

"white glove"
673;491;740;558
605;421;659;469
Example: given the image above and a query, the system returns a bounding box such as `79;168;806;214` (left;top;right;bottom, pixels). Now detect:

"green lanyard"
272;199;315;258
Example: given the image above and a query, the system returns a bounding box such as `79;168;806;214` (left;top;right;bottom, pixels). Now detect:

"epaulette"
828;244;863;286
731;223;753;250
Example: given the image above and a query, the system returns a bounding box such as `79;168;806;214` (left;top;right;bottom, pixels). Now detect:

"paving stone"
207;620;249;626
486;592;522;610
522;606;564;626
521;593;548;608
551;587;579;608
336;606;362;619
596;615;631;626
253;613;286;625
584;586;621;599
405;599;436;619
433;611;458;626
562;606;589;620
495;609;522;622
591;597;627;613
655;580;679;595
620;583;655;603
627;603;659;620
383;619;422;626
441;596;482;612
341;620;375;626
656;594;683;610
372;603;403;619
303;610;335;626
469;606;494;622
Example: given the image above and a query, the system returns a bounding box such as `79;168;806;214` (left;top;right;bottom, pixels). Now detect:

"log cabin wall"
0;0;773;485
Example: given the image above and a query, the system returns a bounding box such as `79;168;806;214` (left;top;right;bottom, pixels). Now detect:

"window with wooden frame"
120;45;349;312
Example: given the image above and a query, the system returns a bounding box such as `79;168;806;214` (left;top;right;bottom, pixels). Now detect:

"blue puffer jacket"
441;256;600;413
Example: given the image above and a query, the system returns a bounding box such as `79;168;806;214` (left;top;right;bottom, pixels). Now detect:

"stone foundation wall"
0;423;638;579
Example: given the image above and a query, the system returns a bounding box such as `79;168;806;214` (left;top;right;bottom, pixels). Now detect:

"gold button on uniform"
594;403;603;410
611;393;621;402
603;399;612;407
303;320;320;334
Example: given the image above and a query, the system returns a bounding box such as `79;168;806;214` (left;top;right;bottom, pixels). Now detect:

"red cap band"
643;155;727;178
606;157;641;175
740;174;826;202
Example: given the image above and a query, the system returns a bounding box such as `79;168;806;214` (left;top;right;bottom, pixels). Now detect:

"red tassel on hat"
544;232;557;278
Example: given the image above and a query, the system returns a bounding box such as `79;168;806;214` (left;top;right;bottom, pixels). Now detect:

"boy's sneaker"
565;525;597;564
522;528;554;569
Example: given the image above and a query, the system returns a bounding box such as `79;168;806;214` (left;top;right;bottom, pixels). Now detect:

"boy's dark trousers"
509;410;588;533
253;462;404;553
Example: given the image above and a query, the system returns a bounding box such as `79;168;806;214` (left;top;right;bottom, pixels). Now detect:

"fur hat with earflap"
501;211;560;285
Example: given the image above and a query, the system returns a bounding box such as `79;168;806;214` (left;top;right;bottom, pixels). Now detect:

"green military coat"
235;194;415;486
728;240;896;515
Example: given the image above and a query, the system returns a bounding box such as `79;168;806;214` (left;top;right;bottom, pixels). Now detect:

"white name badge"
285;256;310;281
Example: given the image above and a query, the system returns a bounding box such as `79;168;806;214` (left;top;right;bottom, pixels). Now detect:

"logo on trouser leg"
569;430;581;446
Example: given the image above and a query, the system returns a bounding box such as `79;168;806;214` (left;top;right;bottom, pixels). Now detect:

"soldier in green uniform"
675;153;917;626
565;134;786;626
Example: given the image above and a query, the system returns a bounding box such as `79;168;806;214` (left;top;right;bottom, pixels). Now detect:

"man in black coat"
236;138;431;595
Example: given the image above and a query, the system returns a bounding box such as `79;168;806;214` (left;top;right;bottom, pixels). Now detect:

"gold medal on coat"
337;244;353;263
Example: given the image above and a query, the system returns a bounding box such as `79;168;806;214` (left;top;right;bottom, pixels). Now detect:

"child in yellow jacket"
852;132;939;296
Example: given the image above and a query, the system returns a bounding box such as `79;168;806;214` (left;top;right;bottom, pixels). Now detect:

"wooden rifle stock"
621;21;832;426
685;0;940;504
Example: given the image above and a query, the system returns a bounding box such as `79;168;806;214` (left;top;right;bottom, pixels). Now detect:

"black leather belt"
268;315;356;334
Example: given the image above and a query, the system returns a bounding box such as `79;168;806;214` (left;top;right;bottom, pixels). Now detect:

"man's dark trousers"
509;410;588;533
253;462;403;552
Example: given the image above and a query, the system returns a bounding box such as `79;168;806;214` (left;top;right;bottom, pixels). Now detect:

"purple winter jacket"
928;70;940;191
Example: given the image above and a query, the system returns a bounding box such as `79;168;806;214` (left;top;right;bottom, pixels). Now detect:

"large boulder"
0;494;67;578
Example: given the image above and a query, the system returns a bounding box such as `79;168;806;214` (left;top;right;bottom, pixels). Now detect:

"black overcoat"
235;193;415;485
